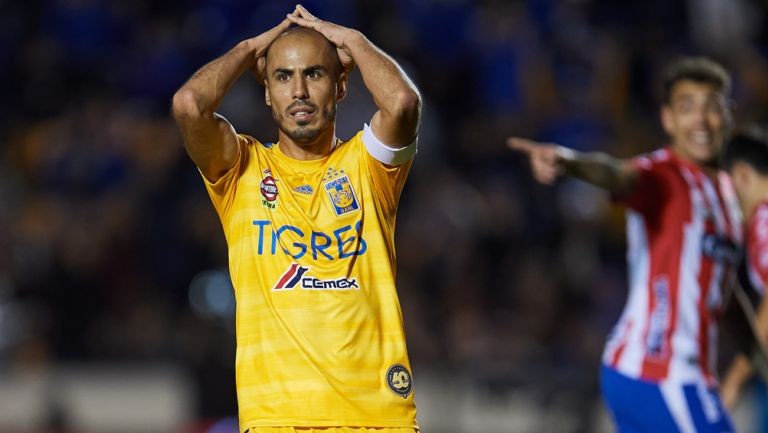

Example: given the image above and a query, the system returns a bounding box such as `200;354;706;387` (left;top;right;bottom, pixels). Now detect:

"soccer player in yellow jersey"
171;4;421;433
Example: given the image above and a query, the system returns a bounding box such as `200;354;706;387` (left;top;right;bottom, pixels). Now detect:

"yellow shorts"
245;428;419;433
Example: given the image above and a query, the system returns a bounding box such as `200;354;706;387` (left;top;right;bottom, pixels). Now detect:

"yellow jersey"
201;125;418;430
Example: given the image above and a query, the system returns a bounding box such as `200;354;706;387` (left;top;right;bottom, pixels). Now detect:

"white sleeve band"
362;123;418;166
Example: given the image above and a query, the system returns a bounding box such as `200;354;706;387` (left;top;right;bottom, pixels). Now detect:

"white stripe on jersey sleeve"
362;123;417;166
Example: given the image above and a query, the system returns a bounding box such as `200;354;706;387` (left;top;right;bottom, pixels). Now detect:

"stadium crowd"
1;0;767;431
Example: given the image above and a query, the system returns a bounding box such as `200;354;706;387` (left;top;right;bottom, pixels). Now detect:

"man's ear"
265;86;272;107
660;105;674;136
336;72;348;102
723;100;735;133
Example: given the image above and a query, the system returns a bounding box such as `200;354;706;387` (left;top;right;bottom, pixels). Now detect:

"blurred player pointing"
509;57;740;433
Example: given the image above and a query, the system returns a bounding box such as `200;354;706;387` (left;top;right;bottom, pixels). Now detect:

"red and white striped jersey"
746;201;768;295
602;148;743;384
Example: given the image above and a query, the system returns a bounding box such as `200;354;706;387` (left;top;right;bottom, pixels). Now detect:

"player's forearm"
172;40;257;119
560;149;636;195
721;354;753;409
345;32;421;144
756;296;768;343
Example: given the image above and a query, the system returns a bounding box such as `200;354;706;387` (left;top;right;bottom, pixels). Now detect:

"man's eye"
706;100;725;113
277;74;289;81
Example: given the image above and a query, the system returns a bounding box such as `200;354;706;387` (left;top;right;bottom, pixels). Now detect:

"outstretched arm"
721;353;753;410
287;5;421;148
172;15;294;181
506;137;638;195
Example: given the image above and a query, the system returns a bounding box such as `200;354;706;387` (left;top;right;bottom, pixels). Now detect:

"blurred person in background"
508;57;740;432
171;4;421;433
720;126;768;410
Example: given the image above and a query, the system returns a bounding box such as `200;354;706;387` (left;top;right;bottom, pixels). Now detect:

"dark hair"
661;57;731;104
722;125;768;174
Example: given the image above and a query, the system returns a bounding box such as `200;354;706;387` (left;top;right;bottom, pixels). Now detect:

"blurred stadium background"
1;0;768;432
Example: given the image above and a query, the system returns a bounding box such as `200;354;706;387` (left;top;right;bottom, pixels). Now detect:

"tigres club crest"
386;364;413;398
324;170;359;216
260;168;278;209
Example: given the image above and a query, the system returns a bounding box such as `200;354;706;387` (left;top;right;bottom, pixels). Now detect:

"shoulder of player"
629;148;671;168
335;130;365;150
322;131;366;163
627;149;684;183
235;133;273;150
623;148;701;203
233;134;283;165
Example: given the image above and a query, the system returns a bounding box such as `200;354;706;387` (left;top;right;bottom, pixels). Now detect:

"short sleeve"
614;155;667;215
200;134;249;219
357;125;415;218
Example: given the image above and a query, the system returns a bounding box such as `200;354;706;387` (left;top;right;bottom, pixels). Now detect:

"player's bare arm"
172;13;296;181
721;353;752;409
507;137;638;196
724;288;768;407
751;283;768;348
720;294;768;408
287;5;421;148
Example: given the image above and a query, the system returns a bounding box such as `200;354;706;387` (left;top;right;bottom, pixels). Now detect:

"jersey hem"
602;362;712;385
240;419;419;430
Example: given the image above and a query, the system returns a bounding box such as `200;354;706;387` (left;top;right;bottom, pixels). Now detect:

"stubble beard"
273;105;337;144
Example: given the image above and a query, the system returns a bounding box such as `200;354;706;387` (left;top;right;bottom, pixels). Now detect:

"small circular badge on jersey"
260;175;278;201
386;364;412;398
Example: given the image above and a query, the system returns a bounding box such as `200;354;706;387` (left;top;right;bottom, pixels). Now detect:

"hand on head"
250;10;300;83
252;5;356;83
286;5;356;74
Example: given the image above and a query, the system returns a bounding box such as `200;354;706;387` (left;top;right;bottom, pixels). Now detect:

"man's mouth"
288;104;316;123
691;130;712;145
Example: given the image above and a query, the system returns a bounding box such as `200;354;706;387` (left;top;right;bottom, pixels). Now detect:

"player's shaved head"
265;27;342;79
261;26;349;146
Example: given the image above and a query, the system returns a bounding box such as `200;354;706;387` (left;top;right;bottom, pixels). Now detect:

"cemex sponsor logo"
273;263;360;291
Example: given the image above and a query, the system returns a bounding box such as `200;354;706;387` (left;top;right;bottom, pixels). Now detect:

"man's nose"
689;105;709;125
292;76;309;100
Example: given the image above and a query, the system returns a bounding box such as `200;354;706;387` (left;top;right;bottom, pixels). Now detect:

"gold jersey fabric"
201;129;417;431
246;427;419;433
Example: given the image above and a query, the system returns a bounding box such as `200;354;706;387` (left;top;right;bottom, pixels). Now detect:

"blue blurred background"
1;0;768;432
